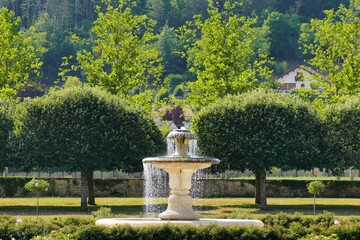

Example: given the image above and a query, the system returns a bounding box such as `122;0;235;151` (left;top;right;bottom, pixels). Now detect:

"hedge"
0;212;359;240
2;177;360;198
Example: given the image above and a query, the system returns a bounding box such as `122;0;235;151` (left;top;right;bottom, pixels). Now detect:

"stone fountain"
96;128;264;228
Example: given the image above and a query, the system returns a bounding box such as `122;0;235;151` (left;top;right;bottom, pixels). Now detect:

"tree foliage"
179;1;272;110
264;12;301;61
12;86;165;172
24;178;50;193
300;5;360;98
0;8;41;98
10;86;164;211
193;90;321;206
0;98;14;170
157;23;186;76
193;90;321;172
76;0;163;111
307;181;325;195
323;95;360;172
0;0;351;87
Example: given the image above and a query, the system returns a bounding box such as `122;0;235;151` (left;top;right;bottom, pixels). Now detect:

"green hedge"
0;212;358;240
0;177;29;197
2;177;360;198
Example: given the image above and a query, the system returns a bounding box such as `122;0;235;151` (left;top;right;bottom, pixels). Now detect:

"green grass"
1;197;360;220
230;176;359;181
195;198;360;219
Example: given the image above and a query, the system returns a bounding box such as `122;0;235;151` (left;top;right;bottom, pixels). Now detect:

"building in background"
277;65;319;93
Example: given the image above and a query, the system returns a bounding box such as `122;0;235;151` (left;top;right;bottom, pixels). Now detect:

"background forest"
0;0;351;95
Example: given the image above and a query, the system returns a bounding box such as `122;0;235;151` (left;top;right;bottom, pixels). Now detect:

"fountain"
96;128;264;227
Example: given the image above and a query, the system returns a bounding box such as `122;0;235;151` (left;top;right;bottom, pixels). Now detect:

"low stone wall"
1;177;360;198
202;179;360;198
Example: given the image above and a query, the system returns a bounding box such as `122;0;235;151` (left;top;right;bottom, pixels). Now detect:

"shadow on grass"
256;204;360;216
194;203;360;217
2;203;360;217
219;204;360;216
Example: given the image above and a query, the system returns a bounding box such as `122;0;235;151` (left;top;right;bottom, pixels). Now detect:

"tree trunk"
313;194;316;216
255;170;267;208
255;171;261;204
80;170;88;212
87;170;95;205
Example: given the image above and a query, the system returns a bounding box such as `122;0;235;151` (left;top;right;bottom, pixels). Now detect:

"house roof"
277;65;320;79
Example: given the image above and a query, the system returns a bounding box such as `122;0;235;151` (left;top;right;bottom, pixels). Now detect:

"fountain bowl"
143;156;220;170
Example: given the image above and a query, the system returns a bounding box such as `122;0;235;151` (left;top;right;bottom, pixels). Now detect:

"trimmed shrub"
0;213;359;240
323;95;360;174
76;225;110;240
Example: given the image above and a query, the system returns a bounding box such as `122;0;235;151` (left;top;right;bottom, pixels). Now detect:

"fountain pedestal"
149;161;213;220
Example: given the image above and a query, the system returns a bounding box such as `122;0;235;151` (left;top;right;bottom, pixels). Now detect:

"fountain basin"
143;157;220;170
96;218;264;228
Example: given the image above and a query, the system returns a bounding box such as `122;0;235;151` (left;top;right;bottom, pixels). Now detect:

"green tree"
157;22;186;76
10;86;164;212
147;0;172;30
264;12;301;61
76;0;163;112
24;178;50;220
171;0;208;28
179;1;272;110
307;181;325;215
0;99;14;171
193;90;321;208
0;8;41;98
323;95;360;174
300;5;360;98
22;12;48;60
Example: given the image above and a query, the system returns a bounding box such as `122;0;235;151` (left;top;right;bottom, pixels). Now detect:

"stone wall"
1;178;360;198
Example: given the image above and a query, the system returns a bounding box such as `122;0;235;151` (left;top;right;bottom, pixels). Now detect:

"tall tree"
264;12;301;61
76;0;163;112
179;1;272;110
300;5;360;98
323;95;360;174
10;86;164;212
0;8;41;98
193;90;321;208
0;99;14;171
157;23;186;76
147;0;172;30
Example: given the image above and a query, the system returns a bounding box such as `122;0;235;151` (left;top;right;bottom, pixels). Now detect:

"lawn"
0;197;359;220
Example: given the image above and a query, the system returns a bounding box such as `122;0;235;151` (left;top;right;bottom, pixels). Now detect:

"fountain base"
96;218;264;228
159;194;200;220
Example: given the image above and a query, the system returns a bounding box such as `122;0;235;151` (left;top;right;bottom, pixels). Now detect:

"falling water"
189;139;204;211
143;163;168;217
167;138;175;155
143;134;205;217
188;138;197;157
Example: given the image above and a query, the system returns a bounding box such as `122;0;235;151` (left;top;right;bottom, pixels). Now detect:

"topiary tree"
193;90;322;208
307;180;325;216
10;86;165;212
323;95;360;175
24;178;50;220
0;98;15;173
